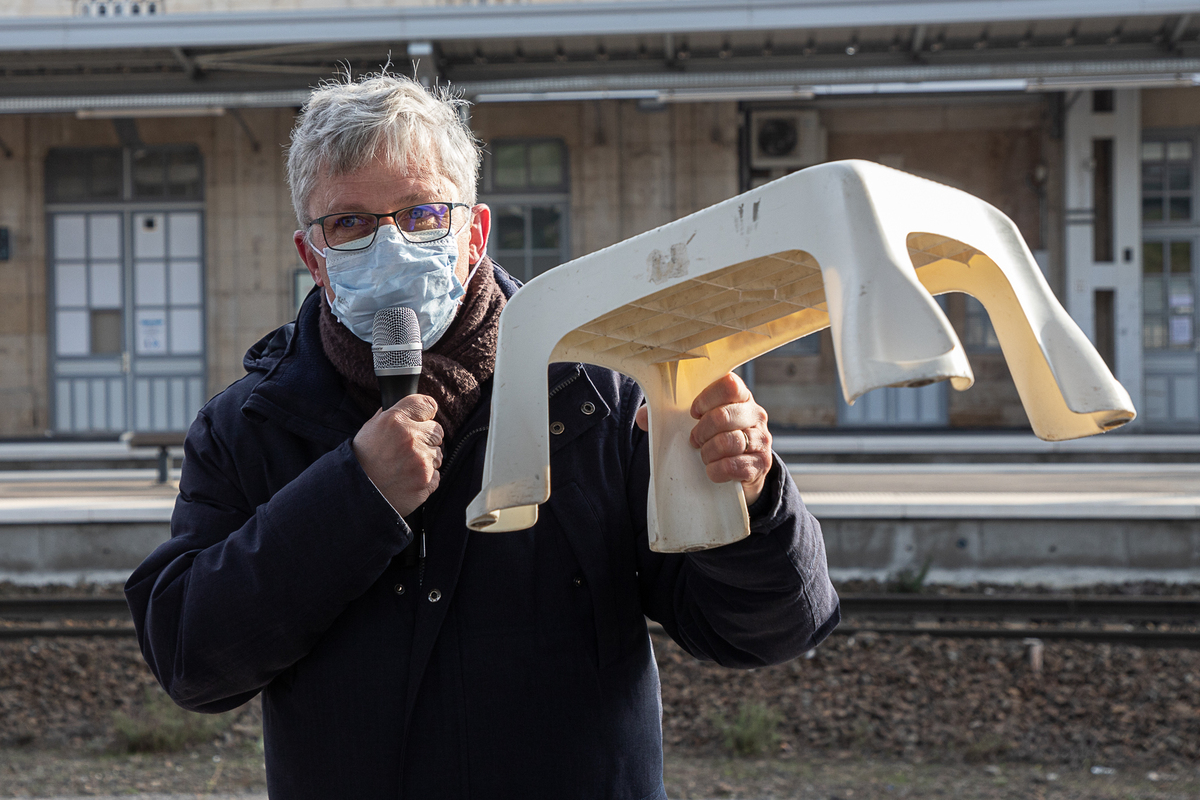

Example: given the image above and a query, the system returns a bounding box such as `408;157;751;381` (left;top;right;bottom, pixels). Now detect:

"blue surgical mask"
316;225;466;348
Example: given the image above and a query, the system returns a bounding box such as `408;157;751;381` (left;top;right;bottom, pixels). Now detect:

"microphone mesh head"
372;307;422;371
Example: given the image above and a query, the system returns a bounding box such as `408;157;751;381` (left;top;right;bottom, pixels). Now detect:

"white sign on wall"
137;314;166;354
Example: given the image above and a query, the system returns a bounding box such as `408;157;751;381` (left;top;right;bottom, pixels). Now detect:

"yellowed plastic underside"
554;250;829;369
907;233;1133;439
552;234;1132;441
468;161;1135;553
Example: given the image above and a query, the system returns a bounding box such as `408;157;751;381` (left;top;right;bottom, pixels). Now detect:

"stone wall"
0;94;1060;436
1142;87;1200;128
470;100;740;256
0;99;741;436
752;97;1051;430
0;114;49;434
0;110;301;436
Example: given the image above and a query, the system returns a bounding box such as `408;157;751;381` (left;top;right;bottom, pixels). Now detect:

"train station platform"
34;796;267;800
0;435;1197;587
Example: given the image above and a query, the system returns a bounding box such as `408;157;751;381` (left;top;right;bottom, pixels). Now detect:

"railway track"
3;594;1199;646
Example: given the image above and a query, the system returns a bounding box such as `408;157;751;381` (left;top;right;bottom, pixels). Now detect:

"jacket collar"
240;287;367;448
238;262;562;449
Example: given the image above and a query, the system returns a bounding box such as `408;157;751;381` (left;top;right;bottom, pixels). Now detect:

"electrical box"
749;109;827;170
0;228;9;261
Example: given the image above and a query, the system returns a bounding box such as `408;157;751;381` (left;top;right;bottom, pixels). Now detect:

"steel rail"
4;595;1199;647
839;594;1200;621
3;594;1198;622
644;623;1200;649
8;623;1198;647
0;596;131;620
832;626;1200;648
0;626;134;639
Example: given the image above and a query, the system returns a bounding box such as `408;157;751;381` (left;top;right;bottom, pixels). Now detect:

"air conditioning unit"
749;109;826;170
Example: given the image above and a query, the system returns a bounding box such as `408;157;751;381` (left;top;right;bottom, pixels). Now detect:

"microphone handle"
380;373;421;409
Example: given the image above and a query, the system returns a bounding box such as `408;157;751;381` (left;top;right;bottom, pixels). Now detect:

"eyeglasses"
308;202;471;252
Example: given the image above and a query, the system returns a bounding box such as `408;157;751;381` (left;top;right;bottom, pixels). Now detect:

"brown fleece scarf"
318;258;506;442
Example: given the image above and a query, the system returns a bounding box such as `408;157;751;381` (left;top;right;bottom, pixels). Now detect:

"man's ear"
468;204;491;265
294;230;325;288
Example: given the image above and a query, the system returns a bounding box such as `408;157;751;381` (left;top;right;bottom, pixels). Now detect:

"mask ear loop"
462;259;483;289
456;204;485;290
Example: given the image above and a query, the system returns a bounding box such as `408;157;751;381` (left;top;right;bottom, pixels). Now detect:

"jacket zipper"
442;425;489;478
547;368;581;399
420;366;584;586
417;529;427;588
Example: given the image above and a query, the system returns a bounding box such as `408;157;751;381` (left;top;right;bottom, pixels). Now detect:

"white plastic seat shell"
465;160;1135;553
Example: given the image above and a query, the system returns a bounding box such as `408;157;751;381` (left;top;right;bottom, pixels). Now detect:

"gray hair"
287;71;481;227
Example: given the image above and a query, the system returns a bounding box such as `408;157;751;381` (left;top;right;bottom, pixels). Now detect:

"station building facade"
0;0;1198;436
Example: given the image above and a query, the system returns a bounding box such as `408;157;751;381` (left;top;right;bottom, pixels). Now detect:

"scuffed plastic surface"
466;161;1135;553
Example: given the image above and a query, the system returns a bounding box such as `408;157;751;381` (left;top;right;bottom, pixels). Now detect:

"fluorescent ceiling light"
473;79;1025;103
658;86;817;102
471;73;1200;103
1026;73;1200;91
76;106;227;118
473;89;661;103
812;79;1028;95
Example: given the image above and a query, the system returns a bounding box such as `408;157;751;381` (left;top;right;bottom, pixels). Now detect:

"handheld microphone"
372;307;422;409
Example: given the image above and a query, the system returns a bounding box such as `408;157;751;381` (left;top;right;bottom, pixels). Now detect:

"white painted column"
1064;89;1143;421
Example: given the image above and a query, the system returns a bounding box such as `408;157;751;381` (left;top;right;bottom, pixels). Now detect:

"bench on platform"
123;431;187;483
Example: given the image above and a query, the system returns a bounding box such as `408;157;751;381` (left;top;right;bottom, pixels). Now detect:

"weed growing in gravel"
890;556;933;593
963;732;1013;763
111;686;234;753
714;702;782;757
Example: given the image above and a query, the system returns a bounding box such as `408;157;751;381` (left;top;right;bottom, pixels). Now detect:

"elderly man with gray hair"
126;72;839;799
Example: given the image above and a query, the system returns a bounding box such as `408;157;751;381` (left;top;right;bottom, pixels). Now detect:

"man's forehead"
310;162;453;215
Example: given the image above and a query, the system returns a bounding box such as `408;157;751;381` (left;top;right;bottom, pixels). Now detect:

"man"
126;72;838;799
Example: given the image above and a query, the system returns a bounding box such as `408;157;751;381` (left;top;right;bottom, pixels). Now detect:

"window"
492;140;566;192
963;295;1001;351
1141;133;1200;430
45;147;207;433
1142;136;1197;350
294;269;316;313
1142;139;1193;224
46;149;123;203
1143;240;1194;350
132;148;203;200
46;146;203;203
480;139;570;283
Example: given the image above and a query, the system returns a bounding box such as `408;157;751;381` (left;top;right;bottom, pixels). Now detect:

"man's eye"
402;205;447;225
333;215;371;229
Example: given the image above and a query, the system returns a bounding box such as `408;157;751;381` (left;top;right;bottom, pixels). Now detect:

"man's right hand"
352;395;444;518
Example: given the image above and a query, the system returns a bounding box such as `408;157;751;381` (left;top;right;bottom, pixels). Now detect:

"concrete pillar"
1064;89;1143;421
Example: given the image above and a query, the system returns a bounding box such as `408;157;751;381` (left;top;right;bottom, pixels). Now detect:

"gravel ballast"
2;583;1198;797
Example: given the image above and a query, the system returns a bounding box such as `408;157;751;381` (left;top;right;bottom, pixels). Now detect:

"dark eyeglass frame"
307;202;472;252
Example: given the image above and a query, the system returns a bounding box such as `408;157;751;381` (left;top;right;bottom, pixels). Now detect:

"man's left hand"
635;373;773;506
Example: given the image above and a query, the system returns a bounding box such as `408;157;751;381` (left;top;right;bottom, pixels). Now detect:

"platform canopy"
1;0;1199;113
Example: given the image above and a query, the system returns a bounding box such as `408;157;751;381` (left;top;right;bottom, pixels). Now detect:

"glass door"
1142;238;1199;427
1142;135;1200;430
47;147;206;434
49;212;128;432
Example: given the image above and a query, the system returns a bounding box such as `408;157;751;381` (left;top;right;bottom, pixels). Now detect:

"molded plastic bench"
466;160;1136;553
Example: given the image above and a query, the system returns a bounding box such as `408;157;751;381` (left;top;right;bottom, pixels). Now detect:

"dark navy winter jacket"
126;264;839;800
